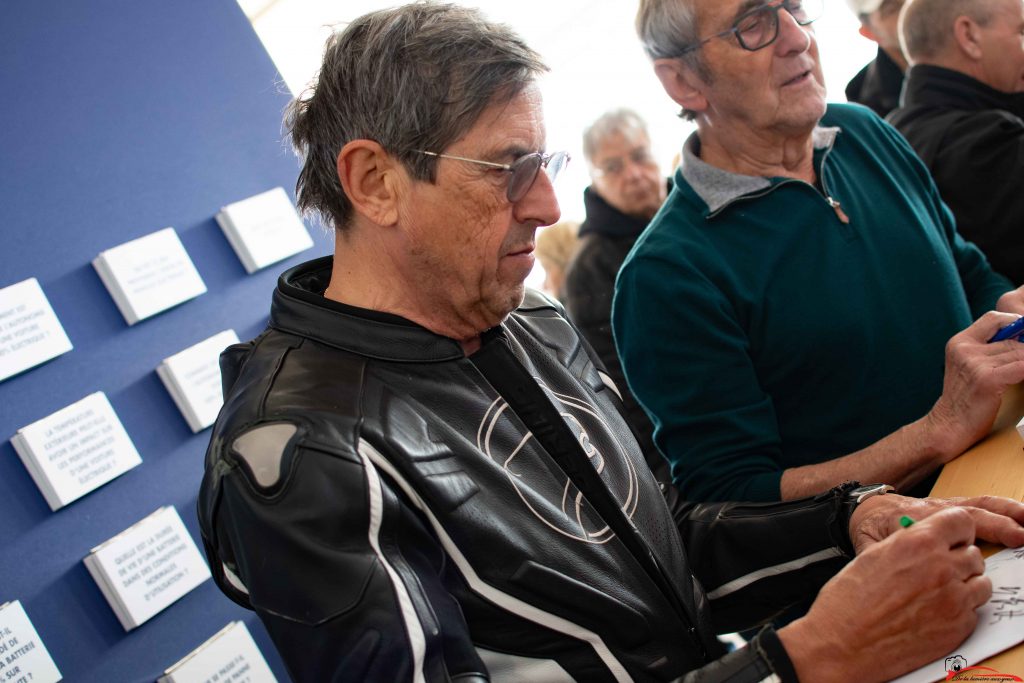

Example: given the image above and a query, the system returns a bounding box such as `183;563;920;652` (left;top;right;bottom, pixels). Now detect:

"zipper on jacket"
706;179;849;225
705;131;851;226
825;196;850;224
817;138;851;224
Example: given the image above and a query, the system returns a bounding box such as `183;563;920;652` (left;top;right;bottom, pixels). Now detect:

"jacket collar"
271;257;466;362
902;64;1024;118
845;47;904;116
578;183;669;239
679;124;841;214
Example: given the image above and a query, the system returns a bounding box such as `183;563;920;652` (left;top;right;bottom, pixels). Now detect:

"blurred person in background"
888;0;1024;285
564;108;671;487
535;220;580;299
845;0;908;116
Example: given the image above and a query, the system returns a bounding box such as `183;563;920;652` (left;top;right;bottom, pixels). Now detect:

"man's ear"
336;140;402;227
952;15;983;61
653;58;709;115
858;22;879;43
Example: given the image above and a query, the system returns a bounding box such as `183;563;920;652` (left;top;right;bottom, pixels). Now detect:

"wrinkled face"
696;0;828;137
590;129;666;220
976;0;1024;93
399;83;561;330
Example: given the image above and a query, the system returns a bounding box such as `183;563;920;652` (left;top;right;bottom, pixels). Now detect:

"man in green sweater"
614;0;1024;503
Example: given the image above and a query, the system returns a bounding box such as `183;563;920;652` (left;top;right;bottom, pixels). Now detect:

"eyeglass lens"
599;148;656;177
735;0;822;51
507;152;568;203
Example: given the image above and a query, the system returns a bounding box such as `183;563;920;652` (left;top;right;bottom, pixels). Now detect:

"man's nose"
775;5;812;54
514;167;561;227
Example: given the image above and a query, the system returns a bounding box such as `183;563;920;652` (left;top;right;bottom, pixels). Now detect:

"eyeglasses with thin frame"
671;0;823;56
413;149;570;203
592;147;658;179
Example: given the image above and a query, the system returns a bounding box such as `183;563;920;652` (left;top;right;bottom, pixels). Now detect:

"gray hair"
582;109;651;164
900;0;997;63
284;2;547;232
636;0;711;121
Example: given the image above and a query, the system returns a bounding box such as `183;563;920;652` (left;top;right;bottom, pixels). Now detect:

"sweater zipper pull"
826;196;850;224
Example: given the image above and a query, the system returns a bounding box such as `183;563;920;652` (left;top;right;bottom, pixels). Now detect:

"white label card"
0;600;63;683
0;278;72;382
93;227;206;324
12;392;142;510
161;621;276;683
86;506;211;630
159;330;239;432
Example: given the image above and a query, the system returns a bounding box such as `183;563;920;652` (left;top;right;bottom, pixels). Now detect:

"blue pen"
989;316;1024;343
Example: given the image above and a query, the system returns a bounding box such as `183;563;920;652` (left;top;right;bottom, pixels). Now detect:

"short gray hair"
635;0;711;121
900;0;996;63
285;2;547;232
582;109;651;164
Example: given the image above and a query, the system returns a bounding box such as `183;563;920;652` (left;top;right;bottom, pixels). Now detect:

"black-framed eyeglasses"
413;149;570;203
671;0;823;56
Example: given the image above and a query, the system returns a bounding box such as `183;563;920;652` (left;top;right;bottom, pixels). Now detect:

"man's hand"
922;311;1024;462
779;508;991;683
850;493;1024;554
996;285;1024;315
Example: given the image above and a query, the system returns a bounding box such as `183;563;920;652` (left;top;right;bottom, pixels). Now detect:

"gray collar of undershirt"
679;125;841;214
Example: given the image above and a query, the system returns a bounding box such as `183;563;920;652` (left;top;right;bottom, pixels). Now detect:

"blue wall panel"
0;1;330;680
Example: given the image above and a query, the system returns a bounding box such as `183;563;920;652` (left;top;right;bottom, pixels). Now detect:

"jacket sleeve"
677;626;801;683
669;486;854;634
198;423;487;683
613;248;788;502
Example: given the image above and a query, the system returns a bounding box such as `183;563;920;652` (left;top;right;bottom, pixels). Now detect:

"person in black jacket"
564;109;669;486
197;4;1024;682
844;0;907;117
887;0;1024;285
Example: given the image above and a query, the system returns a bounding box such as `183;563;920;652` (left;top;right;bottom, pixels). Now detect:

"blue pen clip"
988;316;1024;343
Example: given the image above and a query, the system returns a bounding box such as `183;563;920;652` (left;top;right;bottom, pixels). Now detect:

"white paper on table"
891;547;1024;683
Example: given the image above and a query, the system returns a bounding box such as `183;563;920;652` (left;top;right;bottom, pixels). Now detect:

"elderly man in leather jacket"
197;4;1024;682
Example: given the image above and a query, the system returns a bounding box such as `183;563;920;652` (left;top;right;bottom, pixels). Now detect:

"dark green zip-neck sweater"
613;103;1010;502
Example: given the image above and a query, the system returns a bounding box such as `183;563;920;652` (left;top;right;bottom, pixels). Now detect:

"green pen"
900;515;915;528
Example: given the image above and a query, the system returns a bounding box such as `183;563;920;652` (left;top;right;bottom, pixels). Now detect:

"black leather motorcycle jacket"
198;257;856;682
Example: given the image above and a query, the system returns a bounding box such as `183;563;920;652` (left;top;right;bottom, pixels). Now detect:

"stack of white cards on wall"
10;392;142;511
93;227;207;325
216;187;314;273
0;600;62;683
0;277;73;383
157;330;239;433
83;506;211;631
159;621;277;683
